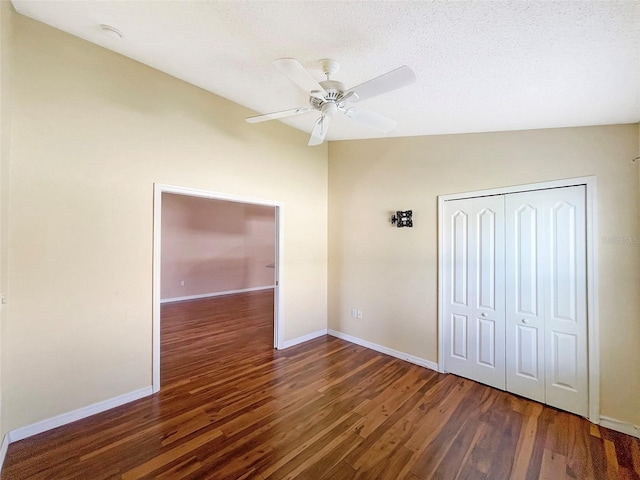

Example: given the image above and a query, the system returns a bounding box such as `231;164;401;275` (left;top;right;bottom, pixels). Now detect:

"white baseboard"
599;415;640;439
161;285;275;304
328;329;439;372
8;386;154;443
280;329;328;349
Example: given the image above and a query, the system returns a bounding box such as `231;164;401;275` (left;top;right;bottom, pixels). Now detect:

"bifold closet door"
504;190;546;404
505;186;588;417
443;196;506;390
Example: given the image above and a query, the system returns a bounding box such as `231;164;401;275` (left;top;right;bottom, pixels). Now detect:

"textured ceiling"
11;0;640;142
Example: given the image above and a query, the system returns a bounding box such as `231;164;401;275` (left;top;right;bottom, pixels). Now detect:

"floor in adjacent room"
3;289;639;479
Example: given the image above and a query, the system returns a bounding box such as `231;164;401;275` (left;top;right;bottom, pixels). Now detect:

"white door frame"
437;176;599;423
152;183;285;393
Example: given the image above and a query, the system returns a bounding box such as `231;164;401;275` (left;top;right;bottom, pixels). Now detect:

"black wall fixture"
391;210;413;228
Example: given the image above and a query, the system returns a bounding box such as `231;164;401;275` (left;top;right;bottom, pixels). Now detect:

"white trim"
437;176;600;423
153;184;285;393
153;184;162;393
328;329;439;372
0;433;9;472
274;206;284;350
437;192;446;374
437;176;595;201
7;387;153;443
155;184;284;208
585;178;600;424
599;416;640;439
280;329;328;349
160;285;275;304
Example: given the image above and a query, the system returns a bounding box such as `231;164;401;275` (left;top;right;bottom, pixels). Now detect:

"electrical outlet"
357;310;363;319
180;280;185;286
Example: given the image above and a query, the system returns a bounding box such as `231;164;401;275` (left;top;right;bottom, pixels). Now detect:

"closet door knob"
521;319;528;324
481;313;487;317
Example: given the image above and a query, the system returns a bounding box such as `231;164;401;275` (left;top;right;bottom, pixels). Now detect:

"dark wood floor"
3;290;640;479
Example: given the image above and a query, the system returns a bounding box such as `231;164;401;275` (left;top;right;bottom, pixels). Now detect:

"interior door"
542;186;588;416
505;191;546;403
505;186;588;416
443;196;506;390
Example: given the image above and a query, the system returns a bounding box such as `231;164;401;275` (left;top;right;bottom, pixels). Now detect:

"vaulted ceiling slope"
11;0;640;141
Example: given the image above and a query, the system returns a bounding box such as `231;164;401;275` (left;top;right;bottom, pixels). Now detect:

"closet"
442;185;588;417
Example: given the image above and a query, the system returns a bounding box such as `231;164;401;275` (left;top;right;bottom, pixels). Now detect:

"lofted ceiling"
11;0;640;143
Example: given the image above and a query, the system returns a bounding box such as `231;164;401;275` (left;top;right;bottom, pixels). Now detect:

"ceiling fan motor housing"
310;80;346;111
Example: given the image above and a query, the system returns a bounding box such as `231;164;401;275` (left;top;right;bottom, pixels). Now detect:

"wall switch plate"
180;280;185;286
351;309;357;318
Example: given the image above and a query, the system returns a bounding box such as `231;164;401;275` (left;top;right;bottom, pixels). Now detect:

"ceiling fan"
246;58;416;146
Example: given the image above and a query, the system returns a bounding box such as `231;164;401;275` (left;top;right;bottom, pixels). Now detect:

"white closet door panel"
477;318;496;367
549;201;578;322
444;199;473;377
443;196;505;390
543;186;588;417
452;210;469;306
451;314;468;359
506;192;545;403
516;324;540;379
515;204;539;316
478;208;497;311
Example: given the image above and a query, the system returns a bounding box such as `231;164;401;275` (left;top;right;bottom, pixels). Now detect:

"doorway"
437;176;599;422
152;184;284;393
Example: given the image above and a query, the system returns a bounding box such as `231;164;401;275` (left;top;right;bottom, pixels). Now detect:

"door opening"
152;184;284;393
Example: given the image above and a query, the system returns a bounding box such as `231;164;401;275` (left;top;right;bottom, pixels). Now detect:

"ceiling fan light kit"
246;58;416;146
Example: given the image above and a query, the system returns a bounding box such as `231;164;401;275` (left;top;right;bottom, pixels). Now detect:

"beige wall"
161;193;275;300
0;0;15;437
2;1;639;443
3;12;327;433
329;125;640;426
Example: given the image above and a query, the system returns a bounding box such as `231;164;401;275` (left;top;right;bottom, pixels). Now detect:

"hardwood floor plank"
290;433;364;479
611;429;640;478
3;290;639;479
430;416;482;480
353;365;431;439
524;406;555;480
318;460;358;480
152;457;203;480
410;383;497;477
485;393;523;479
354;445;414;480
631;437;640;474
604;438;621;479
404;376;476;454
539;448;569;480
262;416;364;479
120;428;223;480
565;411;597;480
510;402;543;479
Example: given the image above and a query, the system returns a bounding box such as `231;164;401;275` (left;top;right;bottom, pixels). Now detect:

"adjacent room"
0;1;639;478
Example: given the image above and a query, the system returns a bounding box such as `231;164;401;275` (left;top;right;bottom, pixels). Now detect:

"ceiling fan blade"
246;106;313;123
343;107;398;133
345;65;416;103
274;58;327;95
308;114;332;146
